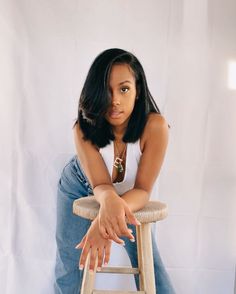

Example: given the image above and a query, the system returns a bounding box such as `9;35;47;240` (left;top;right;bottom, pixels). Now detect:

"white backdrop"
1;0;236;293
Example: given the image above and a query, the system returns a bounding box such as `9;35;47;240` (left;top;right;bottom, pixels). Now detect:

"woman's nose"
111;94;120;105
112;99;120;105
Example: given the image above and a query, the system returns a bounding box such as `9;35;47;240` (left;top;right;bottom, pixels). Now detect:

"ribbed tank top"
99;139;142;195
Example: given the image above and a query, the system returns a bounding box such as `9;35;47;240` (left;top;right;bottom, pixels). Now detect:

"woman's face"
105;63;137;131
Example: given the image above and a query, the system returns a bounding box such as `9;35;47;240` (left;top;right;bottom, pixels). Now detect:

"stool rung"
93;291;145;294
98;266;139;274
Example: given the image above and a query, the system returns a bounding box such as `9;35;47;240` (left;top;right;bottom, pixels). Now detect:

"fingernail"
79;264;84;270
89;269;94;274
97;267;101;272
104;262;108;266
130;238;135;242
122;242;126;246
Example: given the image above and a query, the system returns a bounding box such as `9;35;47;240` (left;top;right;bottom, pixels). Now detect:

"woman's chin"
112;120;130;131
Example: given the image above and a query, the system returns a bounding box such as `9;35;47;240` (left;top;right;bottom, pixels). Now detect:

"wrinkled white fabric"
99;138;142;195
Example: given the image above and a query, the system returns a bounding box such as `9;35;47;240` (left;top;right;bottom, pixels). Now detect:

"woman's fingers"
80;243;111;272
98;206;139;243
99;225;110;239
112;218;135;241
89;247;98;272
104;243;111;266
106;226;125;245
97;248;104;271
99;218;125;245
124;206;141;226
98;214;112;239
111;221;123;237
79;243;90;270
117;218;135;241
100;218;135;242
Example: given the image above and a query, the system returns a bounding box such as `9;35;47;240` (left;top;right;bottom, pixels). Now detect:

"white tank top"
99;139;142;195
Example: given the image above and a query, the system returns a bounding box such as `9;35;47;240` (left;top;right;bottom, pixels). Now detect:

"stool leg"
80;252;98;294
136;223;156;294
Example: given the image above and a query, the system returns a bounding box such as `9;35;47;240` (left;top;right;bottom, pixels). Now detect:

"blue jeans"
54;155;176;294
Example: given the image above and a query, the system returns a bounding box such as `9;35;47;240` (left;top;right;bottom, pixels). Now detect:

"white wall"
0;0;235;293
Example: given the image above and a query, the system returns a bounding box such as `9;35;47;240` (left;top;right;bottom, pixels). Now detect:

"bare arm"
73;123;138;243
120;114;169;211
73;113;169;242
73;123;116;196
74;114;169;271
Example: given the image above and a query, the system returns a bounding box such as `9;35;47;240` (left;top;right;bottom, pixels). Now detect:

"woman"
54;48;175;293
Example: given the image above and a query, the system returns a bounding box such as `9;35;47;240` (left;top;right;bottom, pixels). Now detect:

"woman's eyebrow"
118;80;132;85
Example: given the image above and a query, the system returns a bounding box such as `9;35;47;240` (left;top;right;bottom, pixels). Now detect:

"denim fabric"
54;155;176;294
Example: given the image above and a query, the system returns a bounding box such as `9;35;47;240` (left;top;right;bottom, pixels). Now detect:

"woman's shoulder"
139;113;168;152
147;112;167;127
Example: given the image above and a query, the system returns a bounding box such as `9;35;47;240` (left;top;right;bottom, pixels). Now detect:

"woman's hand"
98;192;141;244
75;217;112;272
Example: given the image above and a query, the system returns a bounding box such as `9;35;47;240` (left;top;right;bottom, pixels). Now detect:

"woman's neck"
111;116;131;142
113;127;126;142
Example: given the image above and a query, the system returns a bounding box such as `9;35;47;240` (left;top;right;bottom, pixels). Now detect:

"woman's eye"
120;87;129;93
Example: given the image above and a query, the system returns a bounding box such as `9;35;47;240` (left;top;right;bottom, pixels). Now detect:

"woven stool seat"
73;195;169;294
73;196;168;223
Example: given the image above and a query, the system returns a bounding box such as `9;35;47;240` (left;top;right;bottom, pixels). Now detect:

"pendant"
114;157;124;173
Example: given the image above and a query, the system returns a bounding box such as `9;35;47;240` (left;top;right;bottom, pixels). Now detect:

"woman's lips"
109;111;123;118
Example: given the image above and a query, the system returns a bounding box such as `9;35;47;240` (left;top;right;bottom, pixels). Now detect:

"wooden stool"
73;196;168;294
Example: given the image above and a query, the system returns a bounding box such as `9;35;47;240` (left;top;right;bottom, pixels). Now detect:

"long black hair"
72;48;169;148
